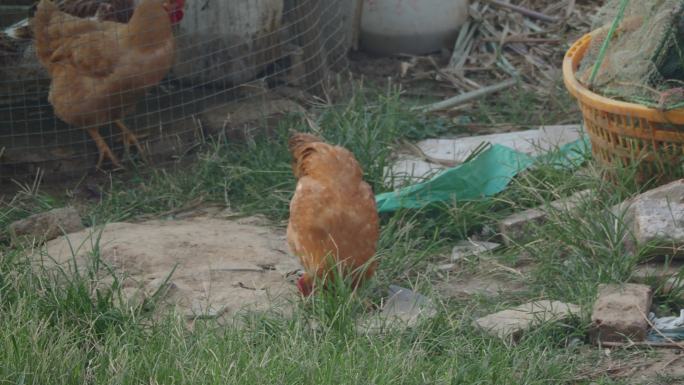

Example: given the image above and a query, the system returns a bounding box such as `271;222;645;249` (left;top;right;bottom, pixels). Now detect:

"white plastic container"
360;0;469;55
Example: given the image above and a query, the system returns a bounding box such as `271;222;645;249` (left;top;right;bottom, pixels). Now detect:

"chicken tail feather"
288;132;321;153
32;0;60;64
288;132;323;179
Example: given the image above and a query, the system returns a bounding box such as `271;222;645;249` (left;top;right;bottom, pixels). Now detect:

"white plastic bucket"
360;0;469;55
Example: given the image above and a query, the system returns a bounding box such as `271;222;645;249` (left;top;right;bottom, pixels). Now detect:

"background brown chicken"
31;0;184;169
5;0;137;42
287;132;380;296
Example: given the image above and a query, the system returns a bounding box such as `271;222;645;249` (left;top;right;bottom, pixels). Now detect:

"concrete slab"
386;125;583;187
473;300;580;341
416;125;583;164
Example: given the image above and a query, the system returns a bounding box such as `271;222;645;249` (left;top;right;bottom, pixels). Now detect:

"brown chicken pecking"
286;132;380;297
32;0;184;169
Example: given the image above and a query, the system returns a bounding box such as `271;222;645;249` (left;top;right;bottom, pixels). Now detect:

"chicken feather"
287;133;380;296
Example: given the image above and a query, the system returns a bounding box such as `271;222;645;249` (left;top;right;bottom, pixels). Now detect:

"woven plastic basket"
563;30;684;184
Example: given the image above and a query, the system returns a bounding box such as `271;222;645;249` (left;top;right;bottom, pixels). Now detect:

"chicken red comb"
170;0;184;24
297;275;313;297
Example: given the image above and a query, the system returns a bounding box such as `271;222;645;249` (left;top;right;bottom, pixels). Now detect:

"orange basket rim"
562;28;684;124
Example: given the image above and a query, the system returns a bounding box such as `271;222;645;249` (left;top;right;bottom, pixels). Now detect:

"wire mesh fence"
0;0;352;183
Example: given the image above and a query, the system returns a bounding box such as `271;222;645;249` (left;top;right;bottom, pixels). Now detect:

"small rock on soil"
9;206;84;245
473;300;580;341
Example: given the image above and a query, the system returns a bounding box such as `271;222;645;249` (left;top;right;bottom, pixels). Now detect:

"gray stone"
654;277;682;295
498;189;592;245
590;283;653;343
436;263;456;271
9;207;84;245
613;180;684;256
111;277;179;310
437;273;526;298
548;189;593;211
145;277;178;299
359;285;437;334
382;285;436;318
631;262;683;283
498;208;547;245
2;147;84;182
144;122;196;164
630;261;684;295
117;287;145;310
473;300;580;341
451;240;500;261
633;198;684;252
200;98;304;134
186;299;228;320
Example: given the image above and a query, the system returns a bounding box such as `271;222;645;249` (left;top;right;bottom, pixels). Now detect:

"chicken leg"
114;120;148;162
87;127;122;170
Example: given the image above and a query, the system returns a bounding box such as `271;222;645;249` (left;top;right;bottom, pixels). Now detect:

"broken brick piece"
590;283;653;343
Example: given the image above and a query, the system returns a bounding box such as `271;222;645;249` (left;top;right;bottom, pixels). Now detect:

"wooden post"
352;0;364;51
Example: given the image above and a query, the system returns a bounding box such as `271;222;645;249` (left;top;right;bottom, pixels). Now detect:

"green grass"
468;81;579;128
0;242;585;385
0;84;681;384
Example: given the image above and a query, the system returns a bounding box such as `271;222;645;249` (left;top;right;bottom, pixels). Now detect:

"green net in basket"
578;0;684;109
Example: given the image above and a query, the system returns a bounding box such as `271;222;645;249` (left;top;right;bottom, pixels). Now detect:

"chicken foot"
114;120;148;163
87;127;123;170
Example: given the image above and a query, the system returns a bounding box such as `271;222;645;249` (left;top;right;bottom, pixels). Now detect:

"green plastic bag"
376;136;590;213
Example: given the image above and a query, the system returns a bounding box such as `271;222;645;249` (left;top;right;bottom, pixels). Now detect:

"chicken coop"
0;0;355;183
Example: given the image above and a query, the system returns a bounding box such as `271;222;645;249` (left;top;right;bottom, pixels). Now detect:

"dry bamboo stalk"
415;78;518;112
482;37;560;44
599;340;684;349
488;0;559;23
